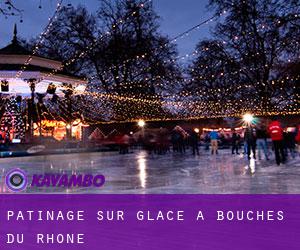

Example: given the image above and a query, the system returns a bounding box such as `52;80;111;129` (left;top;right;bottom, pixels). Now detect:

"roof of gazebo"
0;39;30;55
0;25;86;85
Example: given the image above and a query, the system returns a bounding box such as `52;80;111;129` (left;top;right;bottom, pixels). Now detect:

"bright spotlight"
194;128;200;133
243;113;254;123
138;120;145;127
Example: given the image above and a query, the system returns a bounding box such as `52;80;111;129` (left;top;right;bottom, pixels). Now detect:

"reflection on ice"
249;158;256;174
0;150;299;194
137;151;147;188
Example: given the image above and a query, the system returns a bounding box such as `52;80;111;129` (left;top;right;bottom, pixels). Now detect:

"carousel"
0;25;88;143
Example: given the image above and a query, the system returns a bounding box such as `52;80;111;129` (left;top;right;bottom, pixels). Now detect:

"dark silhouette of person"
190;131;199;155
231;129;240;154
244;124;257;160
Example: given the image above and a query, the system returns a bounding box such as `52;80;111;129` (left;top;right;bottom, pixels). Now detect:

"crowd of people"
117;118;300;166
1;116;299;167
236;119;299;165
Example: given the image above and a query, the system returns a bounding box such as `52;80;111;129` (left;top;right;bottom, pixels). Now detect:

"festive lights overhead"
0;0;298;127
15;0;64;78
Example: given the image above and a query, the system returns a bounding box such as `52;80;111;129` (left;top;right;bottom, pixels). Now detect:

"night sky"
0;0;214;56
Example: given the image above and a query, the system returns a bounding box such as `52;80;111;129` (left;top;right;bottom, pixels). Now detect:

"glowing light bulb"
138;120;145;127
243;114;254;123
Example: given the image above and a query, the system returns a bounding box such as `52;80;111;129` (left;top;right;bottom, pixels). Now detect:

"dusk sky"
0;0;214;57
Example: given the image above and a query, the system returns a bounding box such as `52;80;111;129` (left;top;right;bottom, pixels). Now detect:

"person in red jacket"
0;130;7;144
268;119;286;165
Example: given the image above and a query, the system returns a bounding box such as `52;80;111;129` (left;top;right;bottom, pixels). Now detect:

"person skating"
231;129;240;154
244;124;257;160
296;124;300;157
284;128;296;159
256;125;269;160
190;130;200;156
209;129;219;155
268;119;286;165
204;133;210;151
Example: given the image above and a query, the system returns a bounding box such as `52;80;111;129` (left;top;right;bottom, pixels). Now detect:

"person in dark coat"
231;129;240;154
190;130;200;156
284;129;296;159
244;124;257;160
256;125;269;160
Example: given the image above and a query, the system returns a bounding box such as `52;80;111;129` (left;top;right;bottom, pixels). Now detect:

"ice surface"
0;150;299;194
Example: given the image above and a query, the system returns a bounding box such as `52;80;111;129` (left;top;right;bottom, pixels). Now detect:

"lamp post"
27;78;37;141
63;83;74;140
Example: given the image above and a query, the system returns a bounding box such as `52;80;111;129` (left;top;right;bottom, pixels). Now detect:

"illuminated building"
0;25;87;142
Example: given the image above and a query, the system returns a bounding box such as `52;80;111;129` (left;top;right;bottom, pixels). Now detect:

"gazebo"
0;25;87;142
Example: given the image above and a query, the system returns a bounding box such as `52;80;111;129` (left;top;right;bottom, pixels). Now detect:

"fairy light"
42;0;153;81
3;2;298;125
91;11;226;78
15;0;64;78
50;87;299;124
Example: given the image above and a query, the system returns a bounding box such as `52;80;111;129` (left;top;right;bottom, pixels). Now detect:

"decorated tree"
187;0;300;116
34;0;182;121
0;98;25;141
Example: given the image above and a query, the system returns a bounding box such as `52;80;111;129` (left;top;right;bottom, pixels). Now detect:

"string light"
41;0;153;82
15;0;64;78
2;1;298;126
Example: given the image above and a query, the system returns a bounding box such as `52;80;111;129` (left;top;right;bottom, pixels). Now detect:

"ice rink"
0;150;299;194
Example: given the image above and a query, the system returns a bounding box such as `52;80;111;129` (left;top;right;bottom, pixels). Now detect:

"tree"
0;98;25;141
93;0;181;95
186;40;242;117
33;5;96;75
0;0;22;18
187;0;300;116
35;0;182;121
